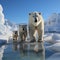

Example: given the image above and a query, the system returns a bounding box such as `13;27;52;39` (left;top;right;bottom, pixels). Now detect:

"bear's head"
19;24;27;33
29;12;43;27
18;24;27;41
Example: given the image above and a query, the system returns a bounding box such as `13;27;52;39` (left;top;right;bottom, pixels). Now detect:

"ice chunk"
47;43;60;52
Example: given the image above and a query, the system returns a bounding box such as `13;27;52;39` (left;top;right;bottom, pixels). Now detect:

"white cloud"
0;4;5;24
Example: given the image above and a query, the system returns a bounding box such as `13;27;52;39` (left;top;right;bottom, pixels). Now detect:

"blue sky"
0;0;60;24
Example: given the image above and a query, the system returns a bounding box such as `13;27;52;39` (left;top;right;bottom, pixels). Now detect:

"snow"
0;4;13;36
0;39;7;46
0;5;3;12
46;43;60;52
0;4;18;43
44;33;60;43
0;4;5;25
0;34;12;42
0;24;6;35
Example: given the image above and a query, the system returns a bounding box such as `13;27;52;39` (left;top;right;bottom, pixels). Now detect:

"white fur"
29;12;44;41
33;30;38;42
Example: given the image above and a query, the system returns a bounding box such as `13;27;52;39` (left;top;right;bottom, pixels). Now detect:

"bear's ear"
29;13;31;15
39;13;41;15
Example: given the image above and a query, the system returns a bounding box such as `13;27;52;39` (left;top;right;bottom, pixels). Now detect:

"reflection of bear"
29;12;44;42
13;31;18;51
19;24;27;42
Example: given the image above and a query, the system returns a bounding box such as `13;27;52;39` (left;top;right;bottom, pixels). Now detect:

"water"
2;42;55;60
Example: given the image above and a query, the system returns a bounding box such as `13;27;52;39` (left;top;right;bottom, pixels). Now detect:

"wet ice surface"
2;43;60;60
2;45;20;60
0;39;7;47
1;32;60;60
2;42;45;60
45;42;60;60
0;41;60;60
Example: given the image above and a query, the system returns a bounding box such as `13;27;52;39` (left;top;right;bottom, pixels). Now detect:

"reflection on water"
13;42;45;60
2;42;45;60
13;42;17;51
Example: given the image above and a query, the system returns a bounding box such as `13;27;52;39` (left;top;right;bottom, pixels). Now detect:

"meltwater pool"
1;42;55;60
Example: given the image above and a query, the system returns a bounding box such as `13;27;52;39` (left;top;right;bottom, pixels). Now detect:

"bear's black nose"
35;18;37;22
15;31;17;34
23;28;24;31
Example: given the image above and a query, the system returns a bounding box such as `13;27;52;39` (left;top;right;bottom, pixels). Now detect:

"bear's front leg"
38;30;43;42
29;26;36;42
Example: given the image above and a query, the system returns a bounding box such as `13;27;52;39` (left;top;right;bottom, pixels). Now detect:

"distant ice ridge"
45;13;60;32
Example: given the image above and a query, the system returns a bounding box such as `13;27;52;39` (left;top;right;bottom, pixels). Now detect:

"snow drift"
0;4;18;42
0;4;5;25
47;43;60;52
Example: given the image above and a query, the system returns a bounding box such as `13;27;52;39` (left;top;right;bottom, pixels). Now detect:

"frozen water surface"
0;41;57;60
2;42;45;60
0;33;60;60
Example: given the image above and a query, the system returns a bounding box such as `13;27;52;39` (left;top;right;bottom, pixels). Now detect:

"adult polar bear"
29;12;44;42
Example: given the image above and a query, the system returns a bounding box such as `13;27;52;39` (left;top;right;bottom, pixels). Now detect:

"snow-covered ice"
44;33;60;43
0;31;60;60
46;43;60;52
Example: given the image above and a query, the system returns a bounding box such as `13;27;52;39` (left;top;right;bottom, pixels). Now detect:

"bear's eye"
39;13;41;15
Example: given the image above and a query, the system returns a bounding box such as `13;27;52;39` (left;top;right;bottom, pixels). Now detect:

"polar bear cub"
29;12;44;42
18;24;27;42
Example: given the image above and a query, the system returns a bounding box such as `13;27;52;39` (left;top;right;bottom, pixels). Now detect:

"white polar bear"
29;12;44;42
18;24;27;42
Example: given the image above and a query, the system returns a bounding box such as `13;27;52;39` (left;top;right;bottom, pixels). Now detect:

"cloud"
0;4;5;24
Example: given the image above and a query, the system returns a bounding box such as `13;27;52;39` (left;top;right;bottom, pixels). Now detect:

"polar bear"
29;12;44;42
18;24;27;42
13;31;18;41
